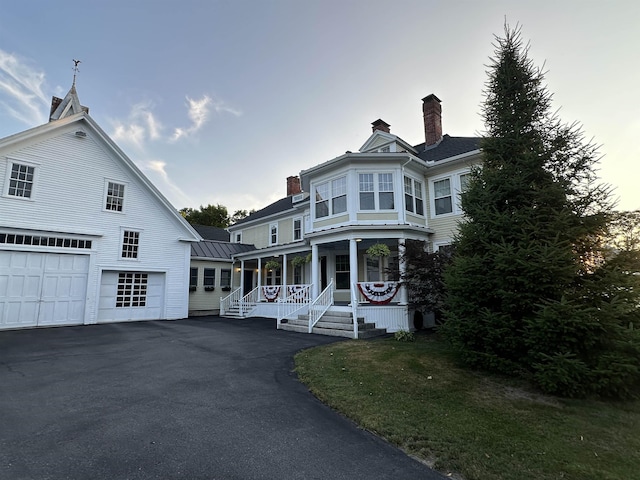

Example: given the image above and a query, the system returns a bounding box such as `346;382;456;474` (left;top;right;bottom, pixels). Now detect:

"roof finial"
72;59;81;87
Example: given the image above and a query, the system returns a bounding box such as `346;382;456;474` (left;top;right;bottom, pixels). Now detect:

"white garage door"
0;251;89;329
97;271;165;322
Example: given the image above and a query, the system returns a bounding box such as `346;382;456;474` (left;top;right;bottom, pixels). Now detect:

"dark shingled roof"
232;196;294;227
414;135;481;162
192;225;230;242
191;240;255;260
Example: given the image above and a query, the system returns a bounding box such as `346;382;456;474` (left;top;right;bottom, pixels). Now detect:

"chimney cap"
371;118;391;128
422;94;442;103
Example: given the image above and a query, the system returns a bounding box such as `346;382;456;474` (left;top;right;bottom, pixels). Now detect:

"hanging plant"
367;243;391;258
291;255;308;267
264;260;281;271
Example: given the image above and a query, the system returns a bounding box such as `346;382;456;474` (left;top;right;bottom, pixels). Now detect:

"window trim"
220;268;232;289
293;217;303;241
104;179;127;213
314;174;348;219
334;253;350;290
120;228;142;260
429;170;470;218
404;175;425;216
269;223;278;246
358;171;395;211
4;158;39;201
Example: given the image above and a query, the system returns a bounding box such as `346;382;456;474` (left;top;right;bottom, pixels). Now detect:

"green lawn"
294;332;640;480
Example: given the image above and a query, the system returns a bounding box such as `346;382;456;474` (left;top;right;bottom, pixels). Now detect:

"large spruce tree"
443;25;640;398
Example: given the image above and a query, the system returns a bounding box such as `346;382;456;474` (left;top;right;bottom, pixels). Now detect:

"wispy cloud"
111;101;163;150
170;94;242;142
0;50;49;126
140;159;193;208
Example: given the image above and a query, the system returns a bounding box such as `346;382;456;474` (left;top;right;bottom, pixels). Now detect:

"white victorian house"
224;94;481;337
0;81;201;330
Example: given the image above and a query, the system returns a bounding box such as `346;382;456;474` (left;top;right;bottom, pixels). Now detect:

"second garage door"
97;271;165;322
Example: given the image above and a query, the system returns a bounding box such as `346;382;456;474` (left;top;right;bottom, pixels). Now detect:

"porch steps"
221;303;256;319
280;311;388;339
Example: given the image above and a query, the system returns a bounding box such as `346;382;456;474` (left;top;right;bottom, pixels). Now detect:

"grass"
294;331;640;480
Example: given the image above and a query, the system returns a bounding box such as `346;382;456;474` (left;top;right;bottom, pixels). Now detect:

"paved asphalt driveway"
0;317;444;480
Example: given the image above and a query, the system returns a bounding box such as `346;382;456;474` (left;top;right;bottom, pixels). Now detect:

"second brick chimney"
422;94;442;146
287;176;301;196
371;119;391;133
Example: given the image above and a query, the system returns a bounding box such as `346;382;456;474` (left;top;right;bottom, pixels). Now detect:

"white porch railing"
277;284;311;328
241;286;260;315
308;279;334;333
350;284;359;339
220;287;243;316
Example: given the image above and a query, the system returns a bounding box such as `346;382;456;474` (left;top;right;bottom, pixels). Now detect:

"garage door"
0;251;89;329
97;271;165;322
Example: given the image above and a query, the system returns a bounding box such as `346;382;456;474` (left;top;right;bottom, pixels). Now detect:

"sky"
0;0;638;214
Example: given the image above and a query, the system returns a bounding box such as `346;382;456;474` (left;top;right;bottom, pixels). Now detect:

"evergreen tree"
442;25;640;398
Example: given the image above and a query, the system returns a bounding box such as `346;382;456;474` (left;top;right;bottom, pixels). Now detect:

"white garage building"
0;81;201;330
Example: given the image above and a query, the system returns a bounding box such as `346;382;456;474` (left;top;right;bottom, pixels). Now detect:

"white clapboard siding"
0;117;195;325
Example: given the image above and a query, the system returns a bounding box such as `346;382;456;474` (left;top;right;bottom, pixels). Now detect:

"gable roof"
192;224;230;242
230;196;295;228
49;84;89;121
0;110;201;242
414;135;481;162
191;240;255;260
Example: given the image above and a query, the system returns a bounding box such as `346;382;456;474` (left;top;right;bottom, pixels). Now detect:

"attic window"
7;162;35;199
105;181;125;212
379;146;390;153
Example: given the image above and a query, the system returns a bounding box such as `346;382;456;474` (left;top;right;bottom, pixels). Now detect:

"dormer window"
379;145;390;153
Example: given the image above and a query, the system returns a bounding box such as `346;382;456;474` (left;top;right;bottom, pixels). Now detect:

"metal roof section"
191;240;255;260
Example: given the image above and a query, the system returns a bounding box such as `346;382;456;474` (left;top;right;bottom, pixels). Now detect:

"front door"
320;256;327;291
243;269;253;295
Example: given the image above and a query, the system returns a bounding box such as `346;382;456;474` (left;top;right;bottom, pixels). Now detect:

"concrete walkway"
0;317;444;479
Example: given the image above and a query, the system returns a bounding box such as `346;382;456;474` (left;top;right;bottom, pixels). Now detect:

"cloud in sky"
141;159;193;208
111;101;163;150
0;49;48;126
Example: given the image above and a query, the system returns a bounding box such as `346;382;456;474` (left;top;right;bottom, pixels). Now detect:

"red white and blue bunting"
262;286;281;302
286;285;309;302
357;282;399;305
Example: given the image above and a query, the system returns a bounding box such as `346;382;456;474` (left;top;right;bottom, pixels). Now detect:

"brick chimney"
287;176;301;196
422;94;442;146
371;119;391;133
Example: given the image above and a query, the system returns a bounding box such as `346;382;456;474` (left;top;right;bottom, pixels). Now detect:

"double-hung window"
189;268;198;290
121;230;140;259
106;182;125;212
204;268;215;290
221;269;231;289
7;162;35;198
378;173;394;209
293;217;302;241
335;254;350;289
404;176;425;215
358;173;394;210
359;174;375;210
315;175;347;218
433;178;453;215
269;223;278;245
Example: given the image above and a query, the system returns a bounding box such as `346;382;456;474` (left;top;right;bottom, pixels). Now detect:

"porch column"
349;238;358;304
311;243;319;298
282;254;288;294
257;257;262;301
398;239;408;305
240;260;245;293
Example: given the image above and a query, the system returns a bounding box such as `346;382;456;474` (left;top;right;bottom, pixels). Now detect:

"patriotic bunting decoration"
286;285;309;302
357;282;399;305
262;286;281;302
